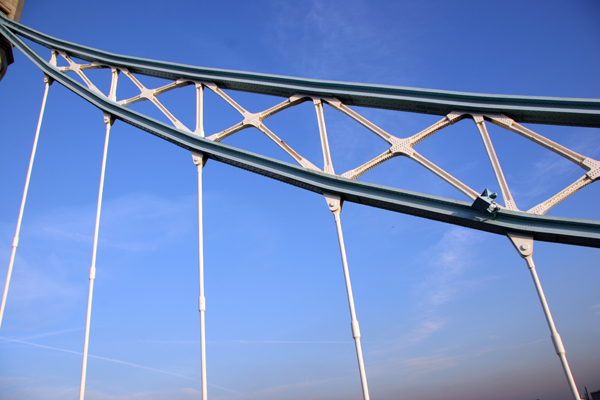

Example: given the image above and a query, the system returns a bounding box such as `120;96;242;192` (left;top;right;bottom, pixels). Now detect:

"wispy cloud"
401;228;485;344
0;384;242;400
401;355;459;375
367;346;494;382
0;335;252;399
507;126;600;208
0;332;360;399
511;155;580;202
419;228;481;307
0;336;201;383
569;132;600;158
367;228;484;353
508;337;548;349
142;339;350;345
18;326;83;341
0;254;82;328
221;339;350;344
269;0;402;83
407;319;446;343
31;193;196;252
246;372;355;400
365;227;497;381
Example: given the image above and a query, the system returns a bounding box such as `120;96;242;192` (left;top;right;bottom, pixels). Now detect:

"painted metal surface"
0;15;599;250
79;114;113;400
1;15;599;127
0;76;50;329
326;194;370;400
0;13;598;400
192;83;208;400
507;233;580;400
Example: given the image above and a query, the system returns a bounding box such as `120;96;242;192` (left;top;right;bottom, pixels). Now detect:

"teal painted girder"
1;15;599;128
1;16;599;248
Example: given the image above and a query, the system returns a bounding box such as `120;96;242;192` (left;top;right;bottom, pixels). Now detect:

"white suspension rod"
193;82;208;400
507;234;580;400
195;155;207;400
525;256;580;400
79;114;113;400
0;76;52;330
325;194;370;400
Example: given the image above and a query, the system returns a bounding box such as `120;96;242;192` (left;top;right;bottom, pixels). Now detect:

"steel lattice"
53;50;599;216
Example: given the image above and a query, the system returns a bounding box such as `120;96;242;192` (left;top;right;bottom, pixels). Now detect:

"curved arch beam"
1;20;600;248
1;15;599;128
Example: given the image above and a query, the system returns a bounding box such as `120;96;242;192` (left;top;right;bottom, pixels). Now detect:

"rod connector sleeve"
552;333;566;355
89;267;96;280
351;320;361;338
199;296;206;312
12;237;19;248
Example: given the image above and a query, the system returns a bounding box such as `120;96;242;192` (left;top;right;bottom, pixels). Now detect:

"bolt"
520;244;529;251
329;202;335;207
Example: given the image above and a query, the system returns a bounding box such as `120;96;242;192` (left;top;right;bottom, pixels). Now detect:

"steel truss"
0;13;599;400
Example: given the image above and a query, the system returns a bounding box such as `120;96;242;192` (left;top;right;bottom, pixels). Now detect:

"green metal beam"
1;14;599;128
1;17;600;248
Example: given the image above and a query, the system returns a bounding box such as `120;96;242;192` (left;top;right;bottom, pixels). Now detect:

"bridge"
0;10;599;400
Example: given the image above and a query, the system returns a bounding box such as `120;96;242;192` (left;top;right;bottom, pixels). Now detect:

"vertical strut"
193;82;208;400
325;194;370;400
474;116;518;210
507;233;580;400
0;76;52;330
314;99;335;174
79;113;114;400
193;152;207;400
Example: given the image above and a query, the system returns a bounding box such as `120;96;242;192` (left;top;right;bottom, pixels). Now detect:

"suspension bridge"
0;12;599;400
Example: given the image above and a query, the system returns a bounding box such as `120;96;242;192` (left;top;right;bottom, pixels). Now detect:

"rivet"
520;244;529;251
329;202;334;207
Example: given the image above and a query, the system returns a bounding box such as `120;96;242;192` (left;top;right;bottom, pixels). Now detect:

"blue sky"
0;1;599;399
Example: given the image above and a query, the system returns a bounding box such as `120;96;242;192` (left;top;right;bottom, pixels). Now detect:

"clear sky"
0;1;599;399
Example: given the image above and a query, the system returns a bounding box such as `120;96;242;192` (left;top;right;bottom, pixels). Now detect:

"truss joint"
507;232;534;258
324;193;342;214
389;137;413;157
242;112;263;128
582;158;600;181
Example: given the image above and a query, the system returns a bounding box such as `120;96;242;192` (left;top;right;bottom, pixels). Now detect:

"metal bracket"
192;151;208;167
43;74;54;86
471;188;500;215
582;158;600;181
324;193;342;214
102;112;115;126
507;232;534;258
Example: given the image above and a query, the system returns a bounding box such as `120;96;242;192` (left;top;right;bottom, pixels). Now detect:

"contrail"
0;336;246;396
19;327;84;341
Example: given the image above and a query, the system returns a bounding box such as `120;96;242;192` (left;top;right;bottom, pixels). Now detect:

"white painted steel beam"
474;116;518;210
314;98;335;174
